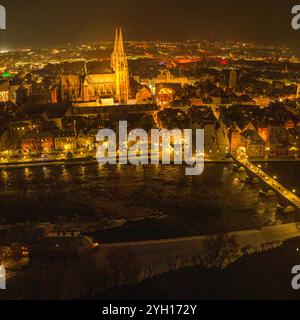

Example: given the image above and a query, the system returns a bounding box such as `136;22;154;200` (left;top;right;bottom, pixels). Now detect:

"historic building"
110;28;130;104
0;82;9;102
230;122;266;158
58;28;130;105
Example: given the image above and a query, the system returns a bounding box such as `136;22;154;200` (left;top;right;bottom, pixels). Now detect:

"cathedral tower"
111;27;130;104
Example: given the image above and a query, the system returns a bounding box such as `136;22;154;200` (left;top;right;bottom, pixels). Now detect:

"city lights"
0;0;299;305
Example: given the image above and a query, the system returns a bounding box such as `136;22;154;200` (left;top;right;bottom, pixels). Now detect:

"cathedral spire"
114;28;119;53
111;27;129;104
111;28;120;71
84;60;88;75
118;28;125;55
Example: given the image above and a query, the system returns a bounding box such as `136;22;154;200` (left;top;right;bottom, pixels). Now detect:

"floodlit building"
204;121;230;157
58;28;130;105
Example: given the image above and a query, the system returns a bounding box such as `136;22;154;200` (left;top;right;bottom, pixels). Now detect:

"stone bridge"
231;154;300;212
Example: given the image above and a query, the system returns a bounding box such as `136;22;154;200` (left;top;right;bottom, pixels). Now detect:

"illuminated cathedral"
58;28;130;105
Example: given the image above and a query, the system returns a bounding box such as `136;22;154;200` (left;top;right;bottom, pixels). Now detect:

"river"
0;162;299;242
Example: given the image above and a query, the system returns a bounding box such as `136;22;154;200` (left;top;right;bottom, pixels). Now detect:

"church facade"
58;28;130;105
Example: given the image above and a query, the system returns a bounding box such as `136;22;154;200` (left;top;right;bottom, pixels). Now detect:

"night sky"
0;0;299;49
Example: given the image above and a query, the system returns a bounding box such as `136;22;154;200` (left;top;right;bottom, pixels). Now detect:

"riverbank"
0;157;96;169
0;156;299;169
91;236;300;300
2;223;300;299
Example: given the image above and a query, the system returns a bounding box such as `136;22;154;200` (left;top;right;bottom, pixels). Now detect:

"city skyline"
0;0;300;302
0;0;300;50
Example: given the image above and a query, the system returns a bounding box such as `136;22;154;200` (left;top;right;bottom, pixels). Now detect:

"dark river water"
0;161;299;242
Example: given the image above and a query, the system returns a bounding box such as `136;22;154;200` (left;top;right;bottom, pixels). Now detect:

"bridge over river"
231;154;300;212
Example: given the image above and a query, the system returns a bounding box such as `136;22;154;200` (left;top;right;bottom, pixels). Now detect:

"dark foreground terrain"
92;238;300;300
